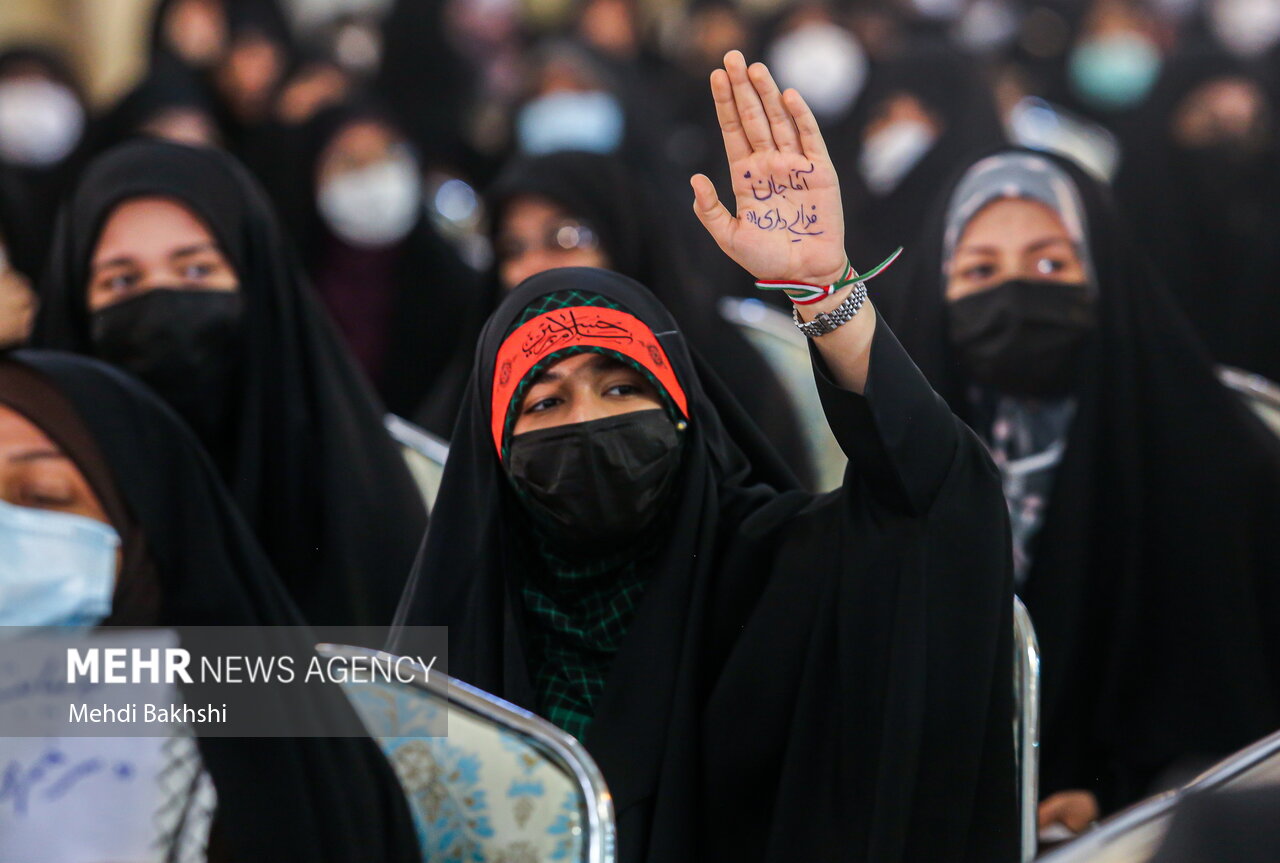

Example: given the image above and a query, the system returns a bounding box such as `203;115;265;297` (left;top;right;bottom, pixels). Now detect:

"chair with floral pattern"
316;644;615;863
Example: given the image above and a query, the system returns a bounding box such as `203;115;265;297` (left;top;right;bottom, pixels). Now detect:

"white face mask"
0;498;119;630
859;120;938;196
910;0;965;21
766;22;868;119
318;150;423;247
515;90;626;155
1210;0;1280;59
0;78;85;167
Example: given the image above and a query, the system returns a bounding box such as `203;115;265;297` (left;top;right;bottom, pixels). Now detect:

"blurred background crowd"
2;0;1279;397
4;0;1280;854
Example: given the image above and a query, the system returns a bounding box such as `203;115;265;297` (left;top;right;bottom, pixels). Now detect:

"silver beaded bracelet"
791;279;869;338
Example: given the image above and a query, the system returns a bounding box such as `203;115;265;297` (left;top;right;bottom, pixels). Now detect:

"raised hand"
691;50;847;288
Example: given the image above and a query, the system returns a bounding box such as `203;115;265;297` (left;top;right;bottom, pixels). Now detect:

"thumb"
690;174;736;256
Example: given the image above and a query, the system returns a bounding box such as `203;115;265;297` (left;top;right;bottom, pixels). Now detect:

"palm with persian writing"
691;51;847;288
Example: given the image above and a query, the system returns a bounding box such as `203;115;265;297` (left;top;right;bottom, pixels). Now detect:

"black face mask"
506;408;683;556
947;279;1096;397
90;289;246;446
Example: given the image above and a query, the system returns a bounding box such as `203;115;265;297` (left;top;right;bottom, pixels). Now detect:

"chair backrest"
1014;596;1042;863
1036;729;1280;863
1218;366;1280;439
316;643;616;863
385;414;449;511
718;297;848;491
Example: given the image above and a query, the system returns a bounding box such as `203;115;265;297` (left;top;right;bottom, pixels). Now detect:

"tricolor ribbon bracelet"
754;247;904;305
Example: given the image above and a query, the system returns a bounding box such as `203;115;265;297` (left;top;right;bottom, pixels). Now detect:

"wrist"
795;283;853;321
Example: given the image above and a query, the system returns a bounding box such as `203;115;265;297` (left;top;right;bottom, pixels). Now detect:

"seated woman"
394;52;1017;862
0;350;420;861
878;149;1280;832
34;140;427;625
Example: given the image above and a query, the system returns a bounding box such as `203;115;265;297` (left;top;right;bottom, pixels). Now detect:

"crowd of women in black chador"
4;0;1280;860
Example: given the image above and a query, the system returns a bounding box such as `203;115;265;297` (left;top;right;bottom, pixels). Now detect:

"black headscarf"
418;150;816;487
879;147;1280;813
394;266;1017;862
836;43;1007;276
0;46;91;276
276;103;482;417
0;349;421;863
1113;48;1280;382
91;57;222;155
34;140;427;626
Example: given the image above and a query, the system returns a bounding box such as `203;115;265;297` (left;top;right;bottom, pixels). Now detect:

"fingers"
710;68;753;163
690;174;737;255
723;50;774;152
784;87;831;163
748;62;801;154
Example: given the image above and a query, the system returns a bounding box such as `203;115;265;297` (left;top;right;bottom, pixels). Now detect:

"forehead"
92;196;218;264
0;401;62;454
955;198;1073;250
530;350;630;381
321;120;402;170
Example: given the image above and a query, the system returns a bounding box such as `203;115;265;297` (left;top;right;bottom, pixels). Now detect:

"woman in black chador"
394;52;1017;863
878;148;1280;832
0;350;420;862
34;140;427;626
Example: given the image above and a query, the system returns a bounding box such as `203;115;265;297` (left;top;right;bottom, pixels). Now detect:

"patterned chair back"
718;296;847;491
386;415;449;512
316;644;616;863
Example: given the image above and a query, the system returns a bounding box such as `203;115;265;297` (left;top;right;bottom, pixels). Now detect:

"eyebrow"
169;242;218;259
528;354;629;387
6;448;67;464
91;242;219;275
91;255;136;274
955;236;1075;257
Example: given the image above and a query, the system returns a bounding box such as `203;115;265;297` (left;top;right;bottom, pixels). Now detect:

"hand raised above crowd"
690;50;846;288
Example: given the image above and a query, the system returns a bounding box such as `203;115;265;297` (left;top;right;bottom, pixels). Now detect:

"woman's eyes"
1035;256;1068;275
101;272;139;292
17;483;77;509
525;396;561;414
181;261;217;280
961;263;996;281
606;383;641;397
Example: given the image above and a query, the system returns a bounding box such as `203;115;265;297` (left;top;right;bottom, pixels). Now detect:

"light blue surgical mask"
516;90;625;155
0;498;119;630
1068;32;1162;111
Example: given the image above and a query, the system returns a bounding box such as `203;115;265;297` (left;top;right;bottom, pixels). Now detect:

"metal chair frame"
1014;597;1042;863
1036;729;1280;863
385;414;450;466
316;643;617;863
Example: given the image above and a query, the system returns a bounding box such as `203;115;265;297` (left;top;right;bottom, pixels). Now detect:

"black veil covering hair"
1113;49;1280;382
836;43;1007;274
273;103;482;417
0;46;92;276
33;140;427;626
394;266;1017;862
879;147;1280;812
417;150;815;487
1;349;420;863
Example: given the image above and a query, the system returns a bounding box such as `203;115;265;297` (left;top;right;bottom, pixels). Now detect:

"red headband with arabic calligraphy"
490;305;689;456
